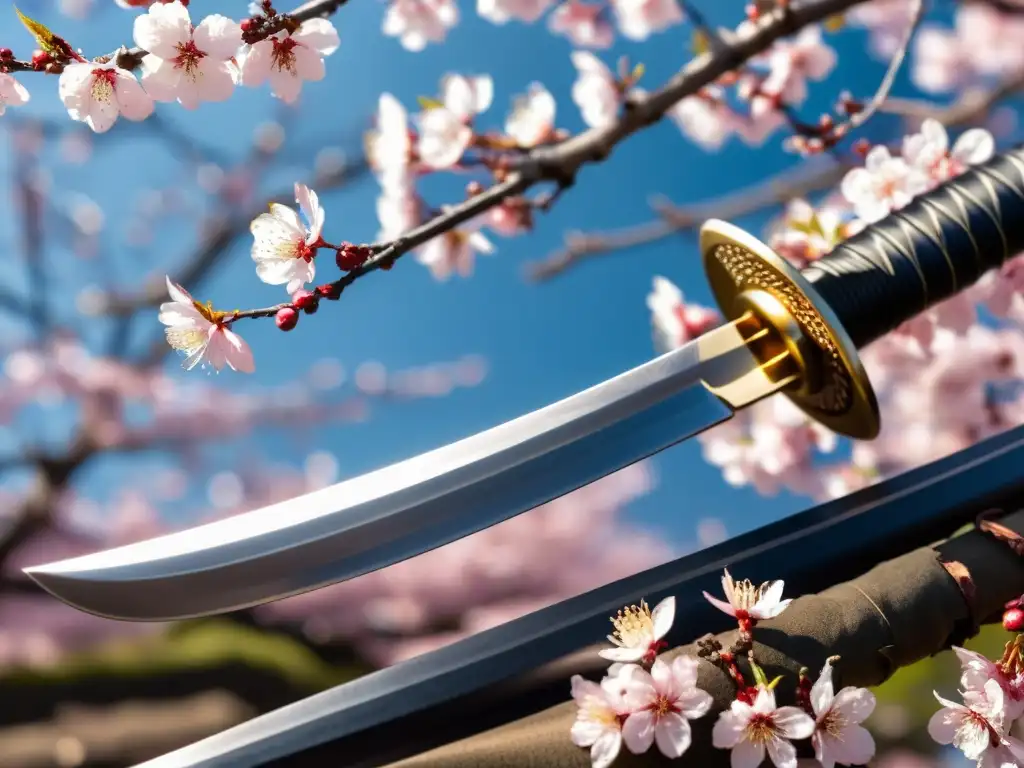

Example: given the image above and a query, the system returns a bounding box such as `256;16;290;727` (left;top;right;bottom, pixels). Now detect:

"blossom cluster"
649;118;1024;501
0;1;339;132
570;570;877;768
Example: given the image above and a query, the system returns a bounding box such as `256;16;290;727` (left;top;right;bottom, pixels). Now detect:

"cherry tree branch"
527;69;1024;280
227;0;878;324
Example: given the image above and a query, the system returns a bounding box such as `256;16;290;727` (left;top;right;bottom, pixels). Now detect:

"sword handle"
802;145;1024;348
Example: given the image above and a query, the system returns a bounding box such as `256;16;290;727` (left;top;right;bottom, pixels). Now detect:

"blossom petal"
952;128;995;165
590;730;622;768
240;40;273;86
766;736;798;768
597;646;645;662
220;327;255;373
133;1;191;59
810;660;835;716
293;43;327;82
294;17;340;55
165;276;194;305
731;738;765;768
138;57;182;103
268;203;305;234
193;14;243;59
269;66;305;104
773;706;815;740
653;713;691;758
650;595;675;640
711;709;747;749
193;59;235;104
927;705;964;745
670;654;700;690
675;687;713;720
621;711;656;754
114;69;154;121
832;686;876;723
831;724;875;765
703;591;737;617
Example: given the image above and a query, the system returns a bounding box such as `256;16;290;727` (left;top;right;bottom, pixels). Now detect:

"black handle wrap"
801;145;1024;349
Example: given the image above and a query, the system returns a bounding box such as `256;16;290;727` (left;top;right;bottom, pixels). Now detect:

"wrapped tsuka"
387;509;1024;768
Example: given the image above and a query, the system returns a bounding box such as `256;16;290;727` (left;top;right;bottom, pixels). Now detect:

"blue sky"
1;0;1016;556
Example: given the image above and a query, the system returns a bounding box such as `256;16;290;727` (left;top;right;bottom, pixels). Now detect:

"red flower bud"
317;283;342;300
292;289;318;314
31;50;52;69
1005;607;1024;632
336;243;372;271
275;307;299;331
0;48;12;60
241;18;254;31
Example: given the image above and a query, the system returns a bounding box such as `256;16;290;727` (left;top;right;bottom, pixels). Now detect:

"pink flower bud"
275;307;299;331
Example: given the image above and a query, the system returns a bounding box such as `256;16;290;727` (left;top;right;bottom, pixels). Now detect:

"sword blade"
25;317;793;621
133;423;1024;768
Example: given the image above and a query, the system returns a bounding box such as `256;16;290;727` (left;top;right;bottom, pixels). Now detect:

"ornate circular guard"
699;219;881;441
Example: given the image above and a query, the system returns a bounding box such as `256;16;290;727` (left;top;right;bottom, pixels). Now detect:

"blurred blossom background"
0;0;1022;764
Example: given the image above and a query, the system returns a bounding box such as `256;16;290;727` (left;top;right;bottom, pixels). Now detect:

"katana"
22;145;1024;621
136;421;1024;768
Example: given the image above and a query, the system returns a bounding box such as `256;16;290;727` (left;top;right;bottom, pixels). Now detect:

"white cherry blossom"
0;73;30;116
669;88;736;151
599;596;675;663
954;646;1024;722
620;656;713;758
571;52;621;129
416;75;493;169
646;276;720;353
478;0;555;25
758;25;837;107
712;686;816;768
58;62;153;134
570;670;631;768
159;277;255;373
548;1;614;48
703;569;793;622
383;0;459;50
610;0;683;41
769;199;849;268
902;119;995;186
416;211;494;280
377;189;422;242
133;1;242;110
239;18;340;104
928;679;1024;767
840;145;927;224
369;93;417;193
809;660;877;768
505;83;556;147
249;183;326;294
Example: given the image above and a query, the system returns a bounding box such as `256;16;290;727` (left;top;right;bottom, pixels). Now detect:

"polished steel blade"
133;423;1024;768
25;317;794;621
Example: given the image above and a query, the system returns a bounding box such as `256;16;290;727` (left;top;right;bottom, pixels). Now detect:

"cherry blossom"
703;569;793;623
571;52;622;129
928;679;1024;767
570;671;631;768
848;0;918;57
133;1;242;110
368;93;416;190
646;276;720;353
57;62;153;134
620;655;713;758
158;277;255;373
239;18;340;104
712;685;816;768
383;0;459;51
416;75;494;169
478;0;554;25
548;1;614;49
377;188;423;242
755;26;837;108
505;83;556;147
954;646;1024;722
669;88;737;151
599;596;674;663
840;145;927;224
902;119;995;187
0;73;30;116
808;660;877;768
249;183;325;294
416;212;495;280
610;0;683;41
768;199;850;268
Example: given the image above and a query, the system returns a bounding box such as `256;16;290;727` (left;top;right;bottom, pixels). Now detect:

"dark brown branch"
388;507;1024;768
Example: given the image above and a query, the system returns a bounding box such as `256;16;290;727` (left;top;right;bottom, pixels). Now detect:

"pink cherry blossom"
548;2;614;48
571;51;621;129
158;277;255;373
703;569;792;623
382;0;459;50
769;199;849;268
757;25;836;108
902;119;995;187
669;88;737;151
954;646;1024;722
712;686;816;768
57;62;153;134
848;0;918;57
599;596;674;663
505;83;556;147
377;189;423;241
0;73;30;116
133;1;242;110
840;145;928;224
610;0;683;41
416;211;495;280
809;660;877;768
928;679;1024;767
249;183;325;294
620;656;713;758
478;0;554;25
416;75;493;169
646;276;720;353
570;671;631;768
369;93;417;193
239;18;340;104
